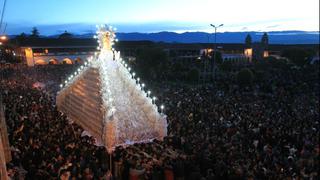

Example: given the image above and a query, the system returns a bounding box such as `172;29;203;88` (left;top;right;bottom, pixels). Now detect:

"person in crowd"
0;61;318;179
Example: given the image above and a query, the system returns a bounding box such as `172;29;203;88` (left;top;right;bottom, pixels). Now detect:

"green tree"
245;34;252;48
237;68;254;86
281;48;311;66
135;47;168;80
30;27;40;38
16;32;27;43
264;56;288;69
220;60;232;72
261;32;269;47
172;62;183;72
187;68;199;83
59;30;73;39
210;51;223;64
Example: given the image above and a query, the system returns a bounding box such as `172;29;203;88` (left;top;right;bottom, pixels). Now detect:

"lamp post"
210;24;223;82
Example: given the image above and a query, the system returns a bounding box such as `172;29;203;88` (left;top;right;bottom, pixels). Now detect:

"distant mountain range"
12;31;320;44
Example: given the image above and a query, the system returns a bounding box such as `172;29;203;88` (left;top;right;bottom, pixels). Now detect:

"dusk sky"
3;0;320;35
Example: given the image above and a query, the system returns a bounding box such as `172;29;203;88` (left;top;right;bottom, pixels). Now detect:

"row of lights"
118;59;165;114
96;24;117;117
59;24;165;115
59;61;90;89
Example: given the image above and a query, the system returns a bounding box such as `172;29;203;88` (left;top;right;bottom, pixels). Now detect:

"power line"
0;0;7;33
2;23;7;34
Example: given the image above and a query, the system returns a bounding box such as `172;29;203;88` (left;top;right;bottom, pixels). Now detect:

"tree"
59;31;73;39
30;27;40;38
261;32;269;47
135;47;168;80
16;32;27;43
281;48;312;66
172;62;183;72
237;68;254;86
187;68;199;83
220;60;232;72
245;34;252;48
209;51;223;64
264;56;288;69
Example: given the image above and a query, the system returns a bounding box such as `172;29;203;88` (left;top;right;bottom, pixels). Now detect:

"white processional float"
56;24;167;153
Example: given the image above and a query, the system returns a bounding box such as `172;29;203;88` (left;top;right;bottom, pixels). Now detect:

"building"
9;37;319;66
11;38;98;66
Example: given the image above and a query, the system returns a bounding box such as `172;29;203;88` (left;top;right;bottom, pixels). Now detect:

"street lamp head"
0;36;7;40
219;24;224;27
210;24;215;28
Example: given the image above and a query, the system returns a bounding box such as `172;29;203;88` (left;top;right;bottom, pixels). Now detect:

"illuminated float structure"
56;25;167;153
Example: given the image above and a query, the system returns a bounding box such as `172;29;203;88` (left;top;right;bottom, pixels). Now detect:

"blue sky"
3;0;320;35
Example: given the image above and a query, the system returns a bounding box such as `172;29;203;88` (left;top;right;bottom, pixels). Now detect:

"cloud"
266;25;280;29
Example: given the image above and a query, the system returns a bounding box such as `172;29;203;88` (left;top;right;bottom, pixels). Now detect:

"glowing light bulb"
60;84;63;88
160;105;165;113
132;72;136;77
152;96;157;104
64;80;67;84
142;83;145;88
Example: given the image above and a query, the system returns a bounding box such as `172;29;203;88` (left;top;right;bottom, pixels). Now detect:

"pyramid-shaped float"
56;25;167;153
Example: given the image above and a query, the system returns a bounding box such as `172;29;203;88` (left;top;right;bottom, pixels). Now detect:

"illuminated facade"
244;48;253;61
12;38;98;66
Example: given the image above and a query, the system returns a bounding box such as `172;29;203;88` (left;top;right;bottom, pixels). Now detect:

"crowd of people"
0;61;319;179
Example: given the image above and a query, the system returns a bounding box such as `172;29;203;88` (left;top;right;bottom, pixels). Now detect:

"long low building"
11;38;98;66
8;37;319;66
